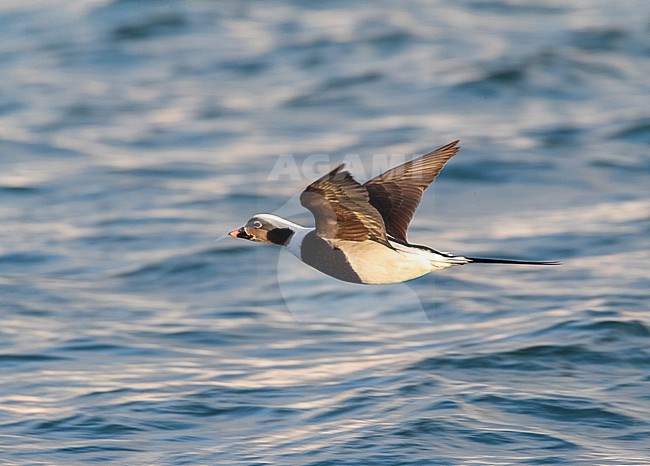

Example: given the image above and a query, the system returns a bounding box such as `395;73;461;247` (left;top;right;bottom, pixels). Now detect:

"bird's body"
229;140;559;285
288;226;456;285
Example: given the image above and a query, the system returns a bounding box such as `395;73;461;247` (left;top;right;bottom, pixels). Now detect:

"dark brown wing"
363;140;460;243
300;164;390;246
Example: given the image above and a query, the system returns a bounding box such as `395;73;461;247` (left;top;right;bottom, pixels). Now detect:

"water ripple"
0;0;648;464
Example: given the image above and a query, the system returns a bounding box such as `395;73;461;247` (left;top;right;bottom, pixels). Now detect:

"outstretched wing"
300;164;390;246
363;140;460;243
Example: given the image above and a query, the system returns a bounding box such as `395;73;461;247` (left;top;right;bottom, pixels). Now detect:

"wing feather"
364;140;460;243
300;164;390;246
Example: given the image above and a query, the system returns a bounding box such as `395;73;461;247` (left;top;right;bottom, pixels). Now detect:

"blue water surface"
0;1;649;464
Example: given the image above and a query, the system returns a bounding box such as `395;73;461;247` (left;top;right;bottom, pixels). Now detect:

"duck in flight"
229;140;560;285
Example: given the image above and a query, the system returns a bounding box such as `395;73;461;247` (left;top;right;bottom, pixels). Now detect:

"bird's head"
228;214;298;246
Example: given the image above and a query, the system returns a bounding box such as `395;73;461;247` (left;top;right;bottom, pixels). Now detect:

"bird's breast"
294;231;435;285
298;231;364;284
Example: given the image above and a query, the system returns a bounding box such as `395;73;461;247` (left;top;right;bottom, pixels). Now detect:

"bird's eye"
252;220;263;229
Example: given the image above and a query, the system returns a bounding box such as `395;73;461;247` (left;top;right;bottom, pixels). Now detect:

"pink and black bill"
228;227;252;240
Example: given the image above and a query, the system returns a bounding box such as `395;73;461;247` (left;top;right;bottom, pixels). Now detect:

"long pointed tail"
465;257;561;266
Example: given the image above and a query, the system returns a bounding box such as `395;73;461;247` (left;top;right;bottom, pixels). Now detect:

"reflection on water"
0;0;649;464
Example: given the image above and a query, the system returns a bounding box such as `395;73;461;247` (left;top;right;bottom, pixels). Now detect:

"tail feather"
465;257;561;266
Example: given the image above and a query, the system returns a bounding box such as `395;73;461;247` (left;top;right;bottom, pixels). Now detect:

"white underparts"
282;223;467;285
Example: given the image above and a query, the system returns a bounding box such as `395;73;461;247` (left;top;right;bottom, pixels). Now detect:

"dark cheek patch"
267;228;294;245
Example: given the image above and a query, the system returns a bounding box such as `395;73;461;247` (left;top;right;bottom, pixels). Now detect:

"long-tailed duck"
229;140;559;284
